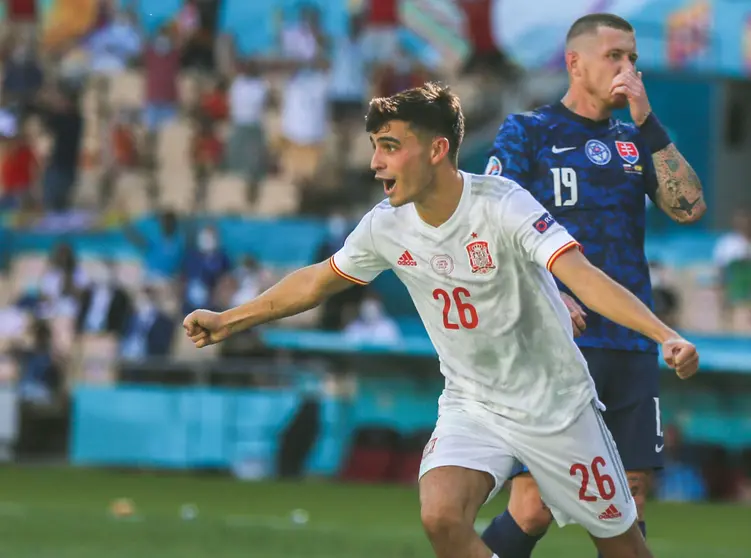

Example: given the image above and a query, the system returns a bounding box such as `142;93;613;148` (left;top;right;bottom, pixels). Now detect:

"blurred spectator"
191;115;224;208
329;14;367;177
714;207;751;268
280;57;331;202
0;122;38;210
279;5;331;201
228;256;265;307
281;4;328;63
344;293;401;345
199;77;229;122
120;284;175;361
143;25;182;151
2;38;43;109
6;0;37;23
99;108;139;208
182;225;231;313
714;207;751;330
458;0;519;80
85;8;142;75
39;243;87;312
176;0;201;41
12;320;62;405
360;0;399;64
714;207;751;308
76;261;133;336
649;260;679;327
125;210;186;282
179;0;217;73
35;85;84;212
656;424;707;502
226;60;270;206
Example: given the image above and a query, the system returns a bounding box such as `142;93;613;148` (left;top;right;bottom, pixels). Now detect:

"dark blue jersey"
487;102;659;353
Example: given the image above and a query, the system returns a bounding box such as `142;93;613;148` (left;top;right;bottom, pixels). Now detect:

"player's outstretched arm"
550;248;699;379
183;260;354;348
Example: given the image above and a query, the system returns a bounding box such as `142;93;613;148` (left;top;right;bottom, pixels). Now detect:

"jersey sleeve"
485;114;533;186
499;186;582;271
330;209;389;285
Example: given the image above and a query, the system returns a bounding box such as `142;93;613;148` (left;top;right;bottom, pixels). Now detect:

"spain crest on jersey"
466;241;496;274
615;141;640;165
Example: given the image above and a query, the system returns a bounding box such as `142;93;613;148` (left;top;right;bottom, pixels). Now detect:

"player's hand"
560;292;587;337
610;70;652;126
183;309;232;348
661;338;699;379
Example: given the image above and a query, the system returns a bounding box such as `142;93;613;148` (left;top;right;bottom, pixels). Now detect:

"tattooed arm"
652;144;706;224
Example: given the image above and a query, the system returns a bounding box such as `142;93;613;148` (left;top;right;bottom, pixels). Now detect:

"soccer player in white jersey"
183;83;699;558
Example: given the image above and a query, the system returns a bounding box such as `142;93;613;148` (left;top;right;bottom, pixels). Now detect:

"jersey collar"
553;102;613;129
410;170;472;241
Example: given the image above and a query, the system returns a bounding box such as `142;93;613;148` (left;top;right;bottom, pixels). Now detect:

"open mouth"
383;179;397;195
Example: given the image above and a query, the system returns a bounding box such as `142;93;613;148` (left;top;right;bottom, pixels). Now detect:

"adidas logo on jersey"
397;251;417;266
598;504;622;520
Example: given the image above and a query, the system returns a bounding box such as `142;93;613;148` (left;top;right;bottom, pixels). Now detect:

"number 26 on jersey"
433;288;479;329
551;167;578;207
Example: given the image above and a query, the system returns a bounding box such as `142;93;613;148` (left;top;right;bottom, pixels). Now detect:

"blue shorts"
143;103;177;132
511;348;663;477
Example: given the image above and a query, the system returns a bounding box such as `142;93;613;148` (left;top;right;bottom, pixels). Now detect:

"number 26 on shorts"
570;456;616;502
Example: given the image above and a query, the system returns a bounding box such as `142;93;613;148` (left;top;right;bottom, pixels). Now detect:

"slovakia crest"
585;139;611;166
485;155;503;176
466;241;496;274
615;141;640;165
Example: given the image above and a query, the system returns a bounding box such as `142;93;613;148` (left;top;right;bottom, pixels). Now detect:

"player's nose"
370;151;385;171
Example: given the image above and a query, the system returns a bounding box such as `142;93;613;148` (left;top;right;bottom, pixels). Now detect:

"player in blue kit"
481;13;706;558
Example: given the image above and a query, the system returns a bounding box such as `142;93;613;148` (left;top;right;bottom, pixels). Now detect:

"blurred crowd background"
0;0;749;508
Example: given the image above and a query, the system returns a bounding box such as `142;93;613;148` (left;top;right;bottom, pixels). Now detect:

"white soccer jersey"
331;172;600;433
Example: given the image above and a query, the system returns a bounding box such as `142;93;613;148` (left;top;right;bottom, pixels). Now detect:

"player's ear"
430;137;450;164
566;49;579;77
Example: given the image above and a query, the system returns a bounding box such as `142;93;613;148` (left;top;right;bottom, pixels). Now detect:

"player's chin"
387;195;409;208
385;184;408;207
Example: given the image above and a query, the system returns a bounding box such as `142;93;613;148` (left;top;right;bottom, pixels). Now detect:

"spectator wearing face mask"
182;225;231;314
344;294;401;345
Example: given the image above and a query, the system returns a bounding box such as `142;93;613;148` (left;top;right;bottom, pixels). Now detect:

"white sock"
491;555;500;558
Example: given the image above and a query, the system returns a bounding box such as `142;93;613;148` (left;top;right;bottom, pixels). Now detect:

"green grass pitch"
0;466;748;557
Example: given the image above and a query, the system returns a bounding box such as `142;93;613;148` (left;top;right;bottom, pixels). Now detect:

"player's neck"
414;169;464;228
561;90;611;122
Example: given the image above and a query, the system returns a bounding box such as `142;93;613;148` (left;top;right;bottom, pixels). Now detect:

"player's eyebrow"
370;136;402;148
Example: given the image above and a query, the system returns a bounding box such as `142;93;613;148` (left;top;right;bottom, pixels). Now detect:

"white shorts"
419;401;637;539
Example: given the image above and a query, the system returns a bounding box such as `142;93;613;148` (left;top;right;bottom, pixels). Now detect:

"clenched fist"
183;309;232;348
661;338;699;379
